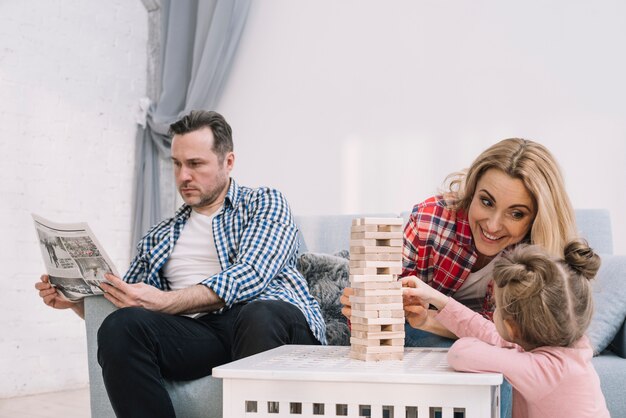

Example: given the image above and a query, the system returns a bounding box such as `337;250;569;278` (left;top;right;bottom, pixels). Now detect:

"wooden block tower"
349;217;405;361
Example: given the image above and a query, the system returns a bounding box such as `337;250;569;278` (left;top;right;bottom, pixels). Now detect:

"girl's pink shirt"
436;299;610;418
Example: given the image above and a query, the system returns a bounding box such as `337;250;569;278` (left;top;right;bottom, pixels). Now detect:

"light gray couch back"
295;208;613;255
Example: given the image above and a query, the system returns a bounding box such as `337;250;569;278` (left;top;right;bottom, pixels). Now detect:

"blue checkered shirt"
124;179;326;344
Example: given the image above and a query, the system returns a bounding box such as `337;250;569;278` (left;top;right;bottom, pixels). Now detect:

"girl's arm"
435;297;516;347
438;298;564;403
446;336;564;404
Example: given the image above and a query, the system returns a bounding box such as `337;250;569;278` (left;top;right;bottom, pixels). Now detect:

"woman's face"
468;168;536;258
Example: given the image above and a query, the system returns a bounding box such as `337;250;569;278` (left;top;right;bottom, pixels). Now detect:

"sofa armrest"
84;296;117;418
609;319;626;358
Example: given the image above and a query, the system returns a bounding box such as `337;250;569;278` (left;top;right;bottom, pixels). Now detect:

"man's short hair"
169;110;234;160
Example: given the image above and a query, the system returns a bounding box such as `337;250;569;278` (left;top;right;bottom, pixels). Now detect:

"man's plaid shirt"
402;195;495;319
124;179;327;344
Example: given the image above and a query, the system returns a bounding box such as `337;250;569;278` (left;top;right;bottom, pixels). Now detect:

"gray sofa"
85;209;626;417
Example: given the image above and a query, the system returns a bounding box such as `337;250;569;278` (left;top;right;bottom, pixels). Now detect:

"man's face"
171;127;234;215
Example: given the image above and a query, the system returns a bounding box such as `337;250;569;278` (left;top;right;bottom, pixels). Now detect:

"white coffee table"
213;345;502;418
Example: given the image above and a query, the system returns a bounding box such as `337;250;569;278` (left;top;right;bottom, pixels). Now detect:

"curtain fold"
131;0;251;253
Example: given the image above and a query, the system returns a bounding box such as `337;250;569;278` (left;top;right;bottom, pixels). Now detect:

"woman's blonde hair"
493;240;600;349
447;138;576;256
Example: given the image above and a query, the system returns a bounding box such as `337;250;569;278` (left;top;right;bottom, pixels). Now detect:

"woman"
341;138;577;418
341;137;577;337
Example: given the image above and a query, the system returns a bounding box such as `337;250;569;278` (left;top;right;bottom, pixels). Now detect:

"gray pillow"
587;255;626;356
297;252;350;346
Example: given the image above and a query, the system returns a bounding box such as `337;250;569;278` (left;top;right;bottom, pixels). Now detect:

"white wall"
219;0;626;254
0;1;146;397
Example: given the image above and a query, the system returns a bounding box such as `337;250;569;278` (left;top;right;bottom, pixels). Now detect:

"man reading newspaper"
35;110;326;418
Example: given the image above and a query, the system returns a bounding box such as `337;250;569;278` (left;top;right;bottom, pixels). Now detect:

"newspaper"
32;214;120;301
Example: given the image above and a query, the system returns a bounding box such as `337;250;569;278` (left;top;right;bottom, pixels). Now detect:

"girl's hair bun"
563;239;601;280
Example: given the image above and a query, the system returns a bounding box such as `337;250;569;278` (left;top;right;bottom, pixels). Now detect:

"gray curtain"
132;0;251;251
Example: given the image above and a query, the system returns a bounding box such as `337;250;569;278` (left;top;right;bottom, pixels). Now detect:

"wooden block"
381;324;405;332
349;322;405;332
351;231;403;240
349;267;378;275
349;260;401;268
350;337;386;346
377;225;403;233
351;302;403;311
349;316;405;325
351;308;404;319
350;265;402;275
349;351;404;361
350;225;379;233
350;323;385;332
349;239;378;247
351;330;405;340
352;280;401;290
349;267;403;276
350;246;402;254
353;290;402;298
349;274;395;283
350;309;379;319
350;295;402;304
377;309;405;318
380;338;405;346
349;239;403;248
349;252;402;261
355;218;404;226
350;337;406;347
350;344;405;354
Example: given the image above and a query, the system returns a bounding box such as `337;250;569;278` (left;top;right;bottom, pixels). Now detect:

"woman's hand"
340;287;354;319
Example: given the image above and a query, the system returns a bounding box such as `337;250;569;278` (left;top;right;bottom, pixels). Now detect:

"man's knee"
97;307;153;362
233;300;317;359
234;300;287;334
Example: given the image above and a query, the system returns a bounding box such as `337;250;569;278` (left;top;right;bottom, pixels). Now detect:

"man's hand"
339;287;354;319
100;274;168;312
35;274;84;318
101;274;225;315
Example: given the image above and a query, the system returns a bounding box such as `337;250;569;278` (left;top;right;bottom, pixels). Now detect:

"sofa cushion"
587;255;626;356
297;252;350;346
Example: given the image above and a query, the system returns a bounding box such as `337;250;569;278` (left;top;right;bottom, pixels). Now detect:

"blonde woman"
342;138;577;337
340;138;578;418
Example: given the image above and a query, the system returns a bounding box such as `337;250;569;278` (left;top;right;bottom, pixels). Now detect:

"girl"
402;240;609;418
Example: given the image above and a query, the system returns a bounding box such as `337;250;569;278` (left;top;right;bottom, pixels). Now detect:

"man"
36;110;326;417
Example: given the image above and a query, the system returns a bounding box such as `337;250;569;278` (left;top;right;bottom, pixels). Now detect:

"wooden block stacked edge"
349;217;405;361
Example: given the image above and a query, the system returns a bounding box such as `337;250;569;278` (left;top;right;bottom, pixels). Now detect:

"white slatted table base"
214;346;501;418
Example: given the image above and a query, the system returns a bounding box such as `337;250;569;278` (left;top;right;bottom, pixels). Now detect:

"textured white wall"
219;0;626;254
0;1;146;397
2;0;624;400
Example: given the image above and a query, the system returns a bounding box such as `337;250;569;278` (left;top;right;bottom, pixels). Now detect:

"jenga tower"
349;217;405;361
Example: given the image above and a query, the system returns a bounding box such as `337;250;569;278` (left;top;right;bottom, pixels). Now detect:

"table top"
213;345;502;385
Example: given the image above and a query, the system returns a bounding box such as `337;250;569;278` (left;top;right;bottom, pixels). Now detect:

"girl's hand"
401;276;449;329
401;276;450;310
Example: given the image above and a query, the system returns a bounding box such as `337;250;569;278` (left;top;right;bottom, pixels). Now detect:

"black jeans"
97;300;320;418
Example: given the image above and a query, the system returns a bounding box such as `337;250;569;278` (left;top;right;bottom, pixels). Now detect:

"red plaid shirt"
402;195;494;319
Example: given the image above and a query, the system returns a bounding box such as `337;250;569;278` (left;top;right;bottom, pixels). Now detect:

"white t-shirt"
454;254;500;302
162;208;222;290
